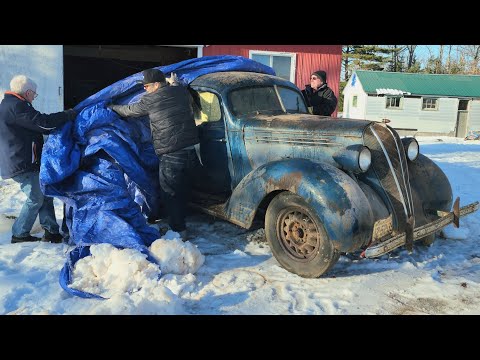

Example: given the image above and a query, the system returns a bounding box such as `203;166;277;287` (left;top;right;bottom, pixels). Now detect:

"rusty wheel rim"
276;207;320;261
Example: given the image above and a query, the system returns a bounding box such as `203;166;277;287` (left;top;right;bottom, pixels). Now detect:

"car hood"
241;113;373;144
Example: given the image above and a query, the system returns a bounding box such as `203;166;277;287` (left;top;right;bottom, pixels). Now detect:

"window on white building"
249;50;296;82
352;96;358;108
386;96;402;109
422;98;438;110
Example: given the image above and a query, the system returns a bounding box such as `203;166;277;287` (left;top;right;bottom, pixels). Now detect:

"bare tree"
436;45;445;73
405;45;417;69
458;45;480;74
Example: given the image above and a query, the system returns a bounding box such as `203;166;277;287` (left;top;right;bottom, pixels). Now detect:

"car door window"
277;86;308;113
193;91;222;126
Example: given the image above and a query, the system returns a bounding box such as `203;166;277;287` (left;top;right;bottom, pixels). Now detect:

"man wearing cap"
0;74;77;243
108;68;199;241
302;70;337;116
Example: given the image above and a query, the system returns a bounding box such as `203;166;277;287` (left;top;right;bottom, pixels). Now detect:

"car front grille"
363;123;414;231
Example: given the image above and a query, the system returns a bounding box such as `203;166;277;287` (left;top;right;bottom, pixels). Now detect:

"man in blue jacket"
0;75;77;243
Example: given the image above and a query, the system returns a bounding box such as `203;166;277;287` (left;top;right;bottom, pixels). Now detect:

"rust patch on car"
266;172;302;193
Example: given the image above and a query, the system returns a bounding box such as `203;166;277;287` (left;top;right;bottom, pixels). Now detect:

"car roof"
190;71;297;92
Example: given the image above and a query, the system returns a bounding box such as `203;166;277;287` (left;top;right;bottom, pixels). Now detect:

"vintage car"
187;71;479;278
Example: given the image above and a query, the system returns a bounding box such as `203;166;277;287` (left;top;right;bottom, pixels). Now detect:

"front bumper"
364;198;479;258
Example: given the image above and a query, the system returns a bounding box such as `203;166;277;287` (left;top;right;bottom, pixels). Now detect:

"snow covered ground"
0;136;479;315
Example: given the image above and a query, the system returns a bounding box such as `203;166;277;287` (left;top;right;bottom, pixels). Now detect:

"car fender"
226;158;374;252
408;154;453;225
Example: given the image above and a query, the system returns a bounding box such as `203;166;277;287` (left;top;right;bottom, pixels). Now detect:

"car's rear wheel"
265;192;339;278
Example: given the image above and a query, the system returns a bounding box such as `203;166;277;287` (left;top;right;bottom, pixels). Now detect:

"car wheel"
265;192;339;278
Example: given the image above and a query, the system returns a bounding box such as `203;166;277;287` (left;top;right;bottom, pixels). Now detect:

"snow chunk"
150;236;205;275
70;243;160;298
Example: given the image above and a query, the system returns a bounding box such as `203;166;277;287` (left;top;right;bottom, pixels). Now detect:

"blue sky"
415;45;440;61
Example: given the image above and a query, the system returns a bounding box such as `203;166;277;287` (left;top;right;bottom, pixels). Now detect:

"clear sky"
415;45;440;62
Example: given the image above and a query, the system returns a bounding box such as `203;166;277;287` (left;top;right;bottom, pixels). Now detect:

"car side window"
277;86;308;113
192;90;222;126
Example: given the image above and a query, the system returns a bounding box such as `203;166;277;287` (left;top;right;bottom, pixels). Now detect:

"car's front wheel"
265;192;339;278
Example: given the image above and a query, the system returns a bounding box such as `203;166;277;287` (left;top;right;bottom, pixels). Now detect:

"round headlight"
407;139;419;161
359;147;371;172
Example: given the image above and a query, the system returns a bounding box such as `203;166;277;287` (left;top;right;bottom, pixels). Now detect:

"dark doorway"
63;45;197;109
456;99;470;138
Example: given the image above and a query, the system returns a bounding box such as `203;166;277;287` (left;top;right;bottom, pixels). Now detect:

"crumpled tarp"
39;55;275;299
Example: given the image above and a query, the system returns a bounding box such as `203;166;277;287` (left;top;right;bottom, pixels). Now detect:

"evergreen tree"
342;45;391;80
386;45;407;72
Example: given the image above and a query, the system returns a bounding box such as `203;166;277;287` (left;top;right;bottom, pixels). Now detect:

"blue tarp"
39;55;275;299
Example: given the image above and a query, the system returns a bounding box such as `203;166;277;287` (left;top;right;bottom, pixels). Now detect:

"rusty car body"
188;71;479;277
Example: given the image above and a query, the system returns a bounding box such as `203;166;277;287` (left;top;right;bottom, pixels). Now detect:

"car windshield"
229;85;308;117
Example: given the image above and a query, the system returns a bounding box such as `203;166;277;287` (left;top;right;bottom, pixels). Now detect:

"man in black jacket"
108;69;200;241
0;75;77;243
301;70;337;116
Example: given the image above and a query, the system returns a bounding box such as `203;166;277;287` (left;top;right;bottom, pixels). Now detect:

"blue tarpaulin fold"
40;55;275;298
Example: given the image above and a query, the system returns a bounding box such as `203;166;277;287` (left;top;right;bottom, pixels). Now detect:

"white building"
342;70;480;137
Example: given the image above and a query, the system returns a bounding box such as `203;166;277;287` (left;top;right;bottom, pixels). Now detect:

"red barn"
203;45;342;115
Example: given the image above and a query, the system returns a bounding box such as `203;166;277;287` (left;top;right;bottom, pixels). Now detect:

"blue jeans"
11;171;60;238
159;149;199;232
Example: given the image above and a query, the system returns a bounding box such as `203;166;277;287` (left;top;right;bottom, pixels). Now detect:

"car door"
191;89;232;197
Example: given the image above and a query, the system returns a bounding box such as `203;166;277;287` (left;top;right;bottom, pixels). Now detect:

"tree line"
342;45;480;81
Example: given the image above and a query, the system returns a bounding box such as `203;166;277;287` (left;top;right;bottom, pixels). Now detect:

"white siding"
419;98;458;133
342;72;367;119
469;100;480;131
0;45;64;113
365;96;458;133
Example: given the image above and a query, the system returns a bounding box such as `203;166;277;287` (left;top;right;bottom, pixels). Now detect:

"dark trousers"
159;148;199;232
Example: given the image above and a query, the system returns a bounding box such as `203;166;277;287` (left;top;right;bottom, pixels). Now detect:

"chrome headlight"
333;145;371;173
359;147;372;172
402;137;419;161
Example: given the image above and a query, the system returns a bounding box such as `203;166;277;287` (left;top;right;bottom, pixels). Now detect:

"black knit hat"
138;68;166;85
312;70;327;83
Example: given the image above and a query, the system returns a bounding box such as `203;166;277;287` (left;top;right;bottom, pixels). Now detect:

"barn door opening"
456;99;470;137
63;45;198;109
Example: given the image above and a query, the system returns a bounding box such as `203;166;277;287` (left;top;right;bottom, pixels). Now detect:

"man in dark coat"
301;70;337;116
108;69;200;241
0;75;77;243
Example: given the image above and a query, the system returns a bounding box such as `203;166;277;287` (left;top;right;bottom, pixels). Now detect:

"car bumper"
364;198;479;258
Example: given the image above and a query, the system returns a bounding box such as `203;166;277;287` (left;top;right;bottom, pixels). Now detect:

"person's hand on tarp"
166;72;180;86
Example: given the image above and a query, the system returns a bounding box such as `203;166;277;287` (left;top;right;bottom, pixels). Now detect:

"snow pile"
70;243;160;297
150;230;205;275
69;243;185;314
376;88;411;96
67;231;204;313
85;285;182;315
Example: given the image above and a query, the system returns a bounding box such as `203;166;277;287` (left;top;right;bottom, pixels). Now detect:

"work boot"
42;229;64;243
11;235;42;244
